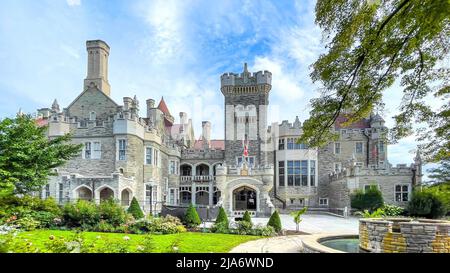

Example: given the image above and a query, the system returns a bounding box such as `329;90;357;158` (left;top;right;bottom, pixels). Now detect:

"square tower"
221;63;272;167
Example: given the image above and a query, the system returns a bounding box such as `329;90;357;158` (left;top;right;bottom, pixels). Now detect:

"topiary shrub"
215;207;229;226
267;210;282;233
127;197;144;219
242;211;252;224
184;204;201;228
408;190;447;219
351;187;384;212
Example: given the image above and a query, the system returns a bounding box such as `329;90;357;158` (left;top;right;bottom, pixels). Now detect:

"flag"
243;137;249;157
372;144;378;159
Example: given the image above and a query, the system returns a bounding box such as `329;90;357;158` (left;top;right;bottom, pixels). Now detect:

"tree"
127;197;144;219
300;0;450;163
184;203;201;228
351;187;384;212
428;159;450;185
0;115;82;195
214;206;229;227
267;210;282;233
408;189;447;219
242;211;252;224
290;207;307;232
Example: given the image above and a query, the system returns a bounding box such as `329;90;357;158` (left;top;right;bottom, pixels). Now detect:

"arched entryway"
99;187;114;202
233;186;257;211
75;186;92;201
195;164;210;175
180;164;192;176
180;191;192;205
121;188;132;206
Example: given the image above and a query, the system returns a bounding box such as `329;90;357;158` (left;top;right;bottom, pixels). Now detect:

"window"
395;185;409;202
356;142;363;154
379;142;384;152
152;186;158;203
145;147;153;165
169;161;177;174
169;188;179;205
45;184;50;198
341;129;347;135
287;138;294;150
278;161;285;186
237;156;255;167
145;184;152;205
58;183;63;203
334;162;342;172
334;142;341;154
84;142;92;159
92;142;101;159
287;160;308;186
310;160;316;186
278;138;285;150
298;198;305;206
290;199;295;204
89;112;96;121
118;140;126;160
78;120;87;128
319;198;328;206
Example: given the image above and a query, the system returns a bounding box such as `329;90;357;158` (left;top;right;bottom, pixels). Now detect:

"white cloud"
66;0;81;7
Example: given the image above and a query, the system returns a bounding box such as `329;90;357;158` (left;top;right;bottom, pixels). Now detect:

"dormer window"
89;112;96;121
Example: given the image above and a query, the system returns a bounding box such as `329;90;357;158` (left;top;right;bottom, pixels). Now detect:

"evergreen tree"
215;206;229;226
267;210;282;233
242;210;252;224
127;197;144;219
184;203;201;228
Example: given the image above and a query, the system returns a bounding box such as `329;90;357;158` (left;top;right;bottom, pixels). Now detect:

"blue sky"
0;0;435;178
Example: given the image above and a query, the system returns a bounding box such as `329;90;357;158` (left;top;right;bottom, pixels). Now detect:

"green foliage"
215;207;229;226
250;225;276;237
267;210;282;233
135;234;156;253
62;200;100;229
242;211;252;224
183;204;201;228
355;208;387;218
127;197;144;219
290;207;307;232
210;222;230;234
0;115;82;195
428;160;450;184
98;198;127;226
425;181;450;213
300;0;450;162
382;204;405;216
408;189;447;219
351;187;384;212
130;216;186;234
236;220;253;235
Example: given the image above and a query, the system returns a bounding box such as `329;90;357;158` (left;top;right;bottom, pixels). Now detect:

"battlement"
221;63;272;88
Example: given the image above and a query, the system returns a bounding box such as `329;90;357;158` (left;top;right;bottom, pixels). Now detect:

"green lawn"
7;230;262;253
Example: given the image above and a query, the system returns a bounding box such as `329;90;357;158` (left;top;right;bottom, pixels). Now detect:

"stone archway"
233;186;257;211
99;187;114;202
76;186;92;201
121;188;132;206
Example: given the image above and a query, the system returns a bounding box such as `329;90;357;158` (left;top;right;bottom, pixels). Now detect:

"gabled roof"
335;115;370;129
157;97;171;116
193;140;225;150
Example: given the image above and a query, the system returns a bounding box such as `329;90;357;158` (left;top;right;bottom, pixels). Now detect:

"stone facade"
360;218;450;253
37;40;422;217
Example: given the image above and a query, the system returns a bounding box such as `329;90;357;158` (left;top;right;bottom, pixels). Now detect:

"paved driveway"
251;214;359;234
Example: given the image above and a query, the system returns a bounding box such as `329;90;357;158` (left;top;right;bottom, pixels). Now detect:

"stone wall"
359;218;450;253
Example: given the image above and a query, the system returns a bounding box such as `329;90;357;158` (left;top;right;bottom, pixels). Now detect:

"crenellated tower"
84;40;111;96
221;63;272;167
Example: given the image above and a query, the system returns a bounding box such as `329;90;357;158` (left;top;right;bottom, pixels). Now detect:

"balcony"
180;175;215;183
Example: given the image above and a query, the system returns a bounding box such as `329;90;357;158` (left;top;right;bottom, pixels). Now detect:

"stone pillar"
191;182;196;205
208;182;214;206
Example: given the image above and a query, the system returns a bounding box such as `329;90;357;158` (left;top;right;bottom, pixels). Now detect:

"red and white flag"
243;137;249;157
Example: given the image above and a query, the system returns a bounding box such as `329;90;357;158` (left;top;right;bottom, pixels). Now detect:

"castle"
36;40;422;217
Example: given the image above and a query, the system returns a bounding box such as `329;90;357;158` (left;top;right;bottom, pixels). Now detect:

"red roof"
193;140;225;150
157;97;171;116
335;115;370;129
35;118;48;127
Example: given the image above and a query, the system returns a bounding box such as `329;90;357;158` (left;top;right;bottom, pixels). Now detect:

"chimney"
84;40;111;96
179;112;187;124
123;97;133;111
202;121;211;144
146;99;155;118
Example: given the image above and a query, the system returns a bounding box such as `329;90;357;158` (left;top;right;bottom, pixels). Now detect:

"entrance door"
233;186;257;211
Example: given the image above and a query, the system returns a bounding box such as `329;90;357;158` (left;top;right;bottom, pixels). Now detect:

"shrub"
0;195;62;225
215;207;229;227
408;190;447;219
130;217;186;234
62;200;100;229
210;222;230;234
251;224;276;236
93;220;116;233
267;210;282;232
98;198;128;226
382;204;404;216
351;187;383;212
184;204;201;228
29;211;62;229
236;220;253;235
127;197;144;219
14;216;40;231
242;211;252;224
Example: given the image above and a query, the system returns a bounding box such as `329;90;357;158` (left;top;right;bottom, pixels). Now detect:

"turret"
220;63;272;95
84;40;111;96
202;121;211;144
146;99;155;118
51;99;60;112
